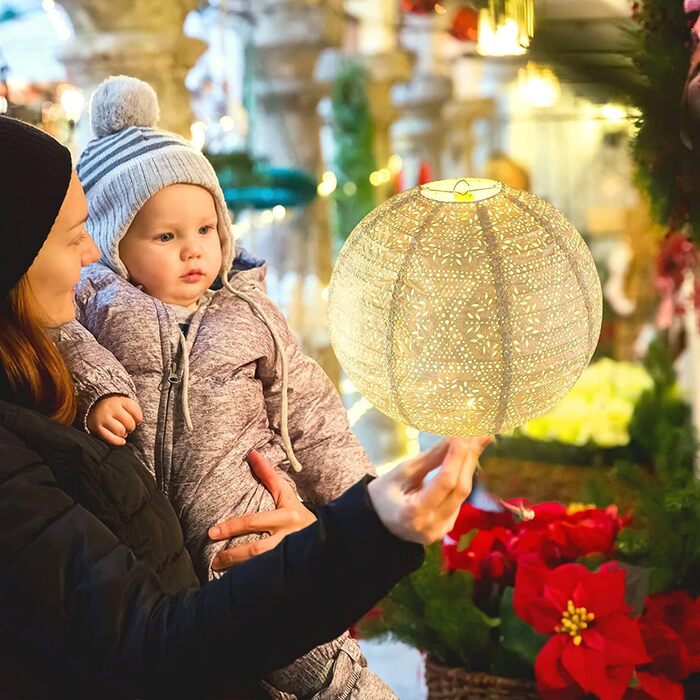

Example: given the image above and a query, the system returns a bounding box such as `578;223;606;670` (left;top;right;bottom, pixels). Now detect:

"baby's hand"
87;395;143;446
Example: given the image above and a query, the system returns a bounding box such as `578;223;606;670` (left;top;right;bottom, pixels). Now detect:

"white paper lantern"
328;178;603;436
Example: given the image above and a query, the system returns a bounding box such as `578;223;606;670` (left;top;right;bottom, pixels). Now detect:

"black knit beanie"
0;115;73;296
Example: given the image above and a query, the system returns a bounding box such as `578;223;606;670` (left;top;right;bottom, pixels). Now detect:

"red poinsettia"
641;590;700;679
514;555;649;700
511;502;624;566
656;231;697;288
622;590;700;699
443;526;514;582
622;671;684;700
443;503;516;583
443;500;625;586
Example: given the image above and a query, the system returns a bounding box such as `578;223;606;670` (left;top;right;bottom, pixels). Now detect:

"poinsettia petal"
596;615;650;666
565;518;618;557
561;641;610;695
531;502;569;521
577;567;628;618
602;664;637;700
547;563;591;599
684;599;700;672
528;597;563;634
536;635;573;690
636;671;685;700
584;628;606;653
448;503;514;537
514;554;549;621
640;620;689;680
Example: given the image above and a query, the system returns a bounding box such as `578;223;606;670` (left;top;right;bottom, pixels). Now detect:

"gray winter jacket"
58;260;375;581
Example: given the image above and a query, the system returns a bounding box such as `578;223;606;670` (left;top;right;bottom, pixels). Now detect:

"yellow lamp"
327;178;602;436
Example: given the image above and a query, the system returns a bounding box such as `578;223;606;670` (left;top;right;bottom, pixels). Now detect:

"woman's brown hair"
0;276;76;424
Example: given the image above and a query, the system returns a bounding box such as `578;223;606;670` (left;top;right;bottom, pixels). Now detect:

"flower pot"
425;659;539;699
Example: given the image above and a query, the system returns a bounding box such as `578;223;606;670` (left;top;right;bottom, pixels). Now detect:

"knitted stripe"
82;145;233;277
81;132;187;192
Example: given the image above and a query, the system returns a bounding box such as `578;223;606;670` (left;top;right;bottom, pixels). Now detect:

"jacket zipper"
159;355;182;496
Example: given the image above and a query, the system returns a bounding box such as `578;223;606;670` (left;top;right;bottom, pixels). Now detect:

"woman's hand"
368;436;491;545
208;450;316;571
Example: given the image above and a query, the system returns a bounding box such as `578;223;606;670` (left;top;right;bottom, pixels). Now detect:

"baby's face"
119;184;223;308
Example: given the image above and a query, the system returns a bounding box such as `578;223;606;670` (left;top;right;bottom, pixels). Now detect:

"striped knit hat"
76;76;234;279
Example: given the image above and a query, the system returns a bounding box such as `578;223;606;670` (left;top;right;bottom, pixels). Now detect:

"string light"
219;115;235;132
231;206;288;239
317;171;338;197
190;121;207;150
601;103;627;124
517;63;560;108
476;8;528;57
58;85;84;122
322;155;401;196
388;155;403;173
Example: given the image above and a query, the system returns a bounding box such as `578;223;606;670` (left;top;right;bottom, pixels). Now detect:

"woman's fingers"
429;447;480;523
247;450;283;505
394;439;453;489
419;437;491;511
211;532;284;571
208;508;299;541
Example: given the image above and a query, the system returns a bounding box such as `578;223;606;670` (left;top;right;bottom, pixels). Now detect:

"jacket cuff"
323;476;425;574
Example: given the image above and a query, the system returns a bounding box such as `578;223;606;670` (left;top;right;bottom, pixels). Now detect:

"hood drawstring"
178;329;194;432
222;276;304;473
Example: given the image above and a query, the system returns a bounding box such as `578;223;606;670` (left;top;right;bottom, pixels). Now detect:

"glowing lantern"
327;178;602;436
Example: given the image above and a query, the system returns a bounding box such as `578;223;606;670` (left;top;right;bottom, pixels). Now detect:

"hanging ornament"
450;6;479;42
327;178;602;436
401;0;439;15
477;0;535;56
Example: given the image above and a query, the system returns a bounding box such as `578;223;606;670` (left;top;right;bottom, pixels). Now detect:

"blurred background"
3;1;700;696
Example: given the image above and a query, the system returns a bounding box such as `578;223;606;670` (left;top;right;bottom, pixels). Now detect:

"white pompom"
90;75;160;138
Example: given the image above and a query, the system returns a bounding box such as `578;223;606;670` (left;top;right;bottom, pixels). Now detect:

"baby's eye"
198;225;214;235
157;232;174;242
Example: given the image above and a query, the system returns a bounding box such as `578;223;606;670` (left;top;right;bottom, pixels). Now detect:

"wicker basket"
425;659;540;699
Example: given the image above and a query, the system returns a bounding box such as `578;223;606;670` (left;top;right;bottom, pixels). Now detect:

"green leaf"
458;529;479;552
498;588;548;668
616;562;651;617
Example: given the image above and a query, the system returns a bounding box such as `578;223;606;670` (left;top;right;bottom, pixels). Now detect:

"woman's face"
25;172;100;327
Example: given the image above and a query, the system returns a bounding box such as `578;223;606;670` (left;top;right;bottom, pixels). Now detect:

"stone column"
392;11;453;186
57;0;205;141
443;97;496;178
244;0;344;385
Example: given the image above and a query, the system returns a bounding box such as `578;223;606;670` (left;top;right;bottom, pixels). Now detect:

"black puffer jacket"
0;398;423;699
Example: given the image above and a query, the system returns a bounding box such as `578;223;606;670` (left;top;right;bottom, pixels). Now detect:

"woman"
0;114;488;699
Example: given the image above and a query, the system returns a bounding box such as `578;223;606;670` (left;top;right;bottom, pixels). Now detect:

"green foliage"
330;61;377;242
498;588;547;672
358;544;499;669
614;340;700;593
629;0;700;240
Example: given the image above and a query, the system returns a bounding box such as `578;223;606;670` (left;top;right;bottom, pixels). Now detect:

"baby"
57;76;395;699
